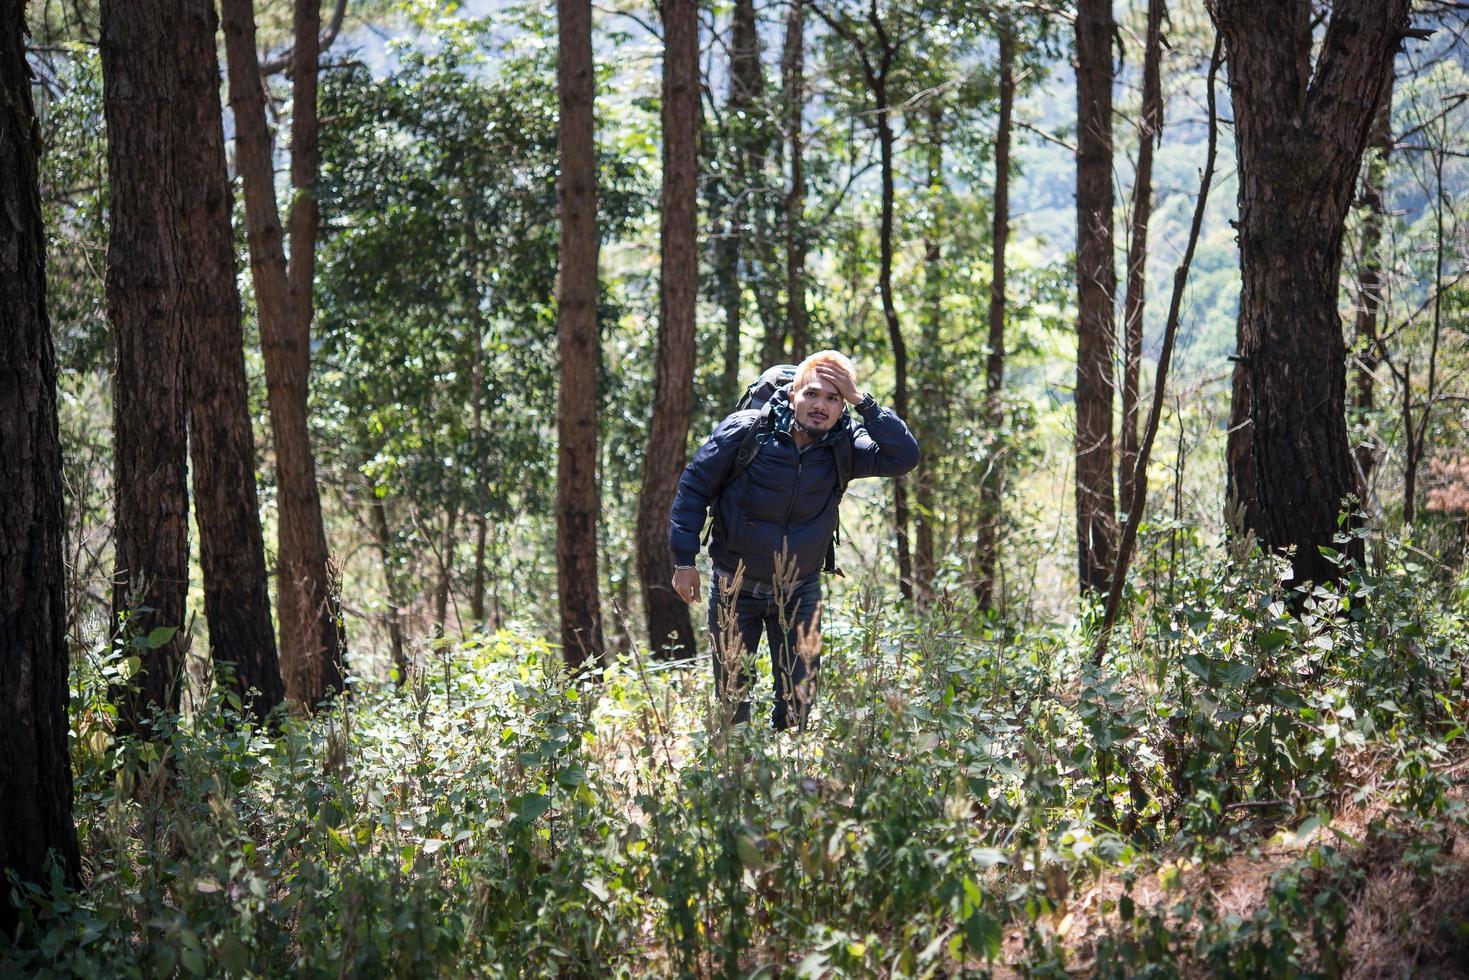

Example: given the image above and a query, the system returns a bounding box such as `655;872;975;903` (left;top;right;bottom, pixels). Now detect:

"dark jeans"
708;567;823;731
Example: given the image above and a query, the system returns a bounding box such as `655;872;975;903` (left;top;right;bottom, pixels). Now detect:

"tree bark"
914;100;943;608
555;0;606;671
1351;69;1393;503
870;12;911;601
638;0;699;659
221;0;345;705
101;0;191;733
782;0;809;361
1119;0;1165;522
1213;0;1409;585
976;28;1014;612
366;489;408;684
1074;0;1119;596
176;0;283;721
1;0;81;929
434;504;458;637
717;0;762;405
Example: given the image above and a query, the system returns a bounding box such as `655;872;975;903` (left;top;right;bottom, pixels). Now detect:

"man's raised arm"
848;394;920;479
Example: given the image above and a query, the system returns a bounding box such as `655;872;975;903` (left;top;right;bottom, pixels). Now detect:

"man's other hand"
672;566;701;605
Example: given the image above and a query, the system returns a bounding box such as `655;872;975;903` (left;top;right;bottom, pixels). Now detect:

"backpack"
705;364;854;575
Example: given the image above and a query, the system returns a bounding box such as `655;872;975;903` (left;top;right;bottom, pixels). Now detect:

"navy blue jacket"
668;388;920;582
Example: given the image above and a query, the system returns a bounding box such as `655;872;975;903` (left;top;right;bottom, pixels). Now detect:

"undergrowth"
6;534;1469;977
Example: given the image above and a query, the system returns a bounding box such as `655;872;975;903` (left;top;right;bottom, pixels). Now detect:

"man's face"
791;375;843;433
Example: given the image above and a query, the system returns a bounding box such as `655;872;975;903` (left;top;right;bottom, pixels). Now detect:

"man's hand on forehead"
813;364;860;405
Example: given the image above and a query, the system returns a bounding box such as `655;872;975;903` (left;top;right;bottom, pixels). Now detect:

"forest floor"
7;547;1469;977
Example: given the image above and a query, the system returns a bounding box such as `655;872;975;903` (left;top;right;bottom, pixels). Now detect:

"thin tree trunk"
1119;0;1165;521
556;0;606;671
783;0;808;361
1352;68;1393;503
1074;0;1119;596
1215;0;1408;586
637;0;699;659
914;100;943;608
976;28;1014;612
1;1;81;928
718;0;762;400
434;504;458;637
464;199;490;629
471;512;489;627
867;10;911;600
367;490;407;684
221;0;345;706
177;0;283;721
101;0;191;733
1406;148;1448;526
1095;37;1221;667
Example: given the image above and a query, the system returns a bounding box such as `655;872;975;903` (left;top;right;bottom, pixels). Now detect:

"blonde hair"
793;350;857;394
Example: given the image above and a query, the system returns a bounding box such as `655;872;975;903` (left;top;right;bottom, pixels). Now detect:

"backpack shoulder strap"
701;407;775;546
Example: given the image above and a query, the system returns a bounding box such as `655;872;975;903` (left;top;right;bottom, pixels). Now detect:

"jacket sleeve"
668;413;754;566
848;396;920;479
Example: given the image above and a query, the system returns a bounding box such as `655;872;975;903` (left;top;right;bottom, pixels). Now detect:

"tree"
1119;0;1165;521
1212;0;1412;585
1;0;81;931
221;0;345;705
176;0;283;721
782;0;810;362
1074;0;1118;596
556;0;606;671
715;0;764;405
1350;68;1393;505
637;0;699;659
975;24;1015;612
100;0;191;733
811;0;914;600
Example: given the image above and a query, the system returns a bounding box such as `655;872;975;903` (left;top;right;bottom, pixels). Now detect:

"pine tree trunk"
782;0;808;361
914;100;943;608
637;0;699;659
221;0;344;706
1;3;81;928
367;490;408;684
1352;69;1393;503
1215;0;1408;586
101;0;191;732
976;29;1014;612
1119;0;1164;522
871;40;912;601
434;504;458;637
1074;0;1119;596
176;0;283;721
717;0;762;402
555;0;606;671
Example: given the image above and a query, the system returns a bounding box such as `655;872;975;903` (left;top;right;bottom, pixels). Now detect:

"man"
668;350;919;730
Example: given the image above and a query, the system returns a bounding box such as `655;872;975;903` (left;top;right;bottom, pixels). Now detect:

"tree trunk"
555;0;606;671
221;0;345;706
782;0;809;361
1120;0;1165;522
1;2;81;928
717;0;762;403
366;490;408;684
1215;0;1408;586
101;0;191;733
871;35;911;601
176;0;283;721
1351;68;1393;503
914;100;943;608
637;0;699;659
1074;0;1119;596
976;28;1014;612
434;504;458;637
